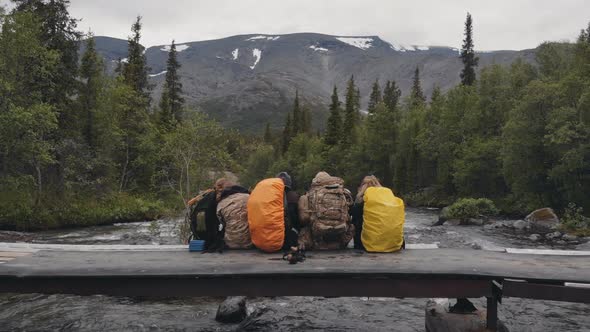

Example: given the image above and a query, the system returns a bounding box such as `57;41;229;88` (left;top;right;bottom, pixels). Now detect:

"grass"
0;191;170;232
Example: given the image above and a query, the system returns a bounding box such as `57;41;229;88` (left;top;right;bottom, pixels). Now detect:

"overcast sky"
2;0;588;50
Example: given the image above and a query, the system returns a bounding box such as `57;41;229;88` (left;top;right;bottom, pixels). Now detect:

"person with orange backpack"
247;172;299;253
352;175;405;252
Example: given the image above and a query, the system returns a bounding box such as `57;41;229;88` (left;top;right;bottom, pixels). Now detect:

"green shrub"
0;192;167;231
561;203;590;236
446;198;499;221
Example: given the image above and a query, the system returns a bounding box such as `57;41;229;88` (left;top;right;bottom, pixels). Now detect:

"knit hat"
276;172;292;189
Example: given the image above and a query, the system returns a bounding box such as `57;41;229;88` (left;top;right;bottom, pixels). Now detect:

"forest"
0;1;588;231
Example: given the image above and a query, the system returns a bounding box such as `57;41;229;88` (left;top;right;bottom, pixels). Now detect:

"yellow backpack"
361;187;405;252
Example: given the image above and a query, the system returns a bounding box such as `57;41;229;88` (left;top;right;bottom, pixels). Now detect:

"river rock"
468;218;485;226
425;299;508;332
529;234;542;242
562;234;579;242
215;296;247;323
545;231;562;240
513;220;528;231
525;208;560;233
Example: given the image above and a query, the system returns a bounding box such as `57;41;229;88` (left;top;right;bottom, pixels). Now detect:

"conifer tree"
79;33;104;149
159;40;184;129
460;12;479;86
368;79;382;113
324;86;342;146
282;113;292;154
292;90;301;135
123;16;151;103
263;122;272;143
13;0;80;107
301;107;312;135
342;76;359;144
411;67;426;107
383;80;402;112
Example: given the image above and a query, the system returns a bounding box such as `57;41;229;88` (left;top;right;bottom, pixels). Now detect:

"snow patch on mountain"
232;48;239;60
309;45;329;52
388;42;429;52
149;70;167;77
336;37;373;50
250;49;262;69
246;35;280;41
160;44;190;52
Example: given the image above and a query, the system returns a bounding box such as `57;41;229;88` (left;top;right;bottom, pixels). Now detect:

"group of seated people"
187;171;405;255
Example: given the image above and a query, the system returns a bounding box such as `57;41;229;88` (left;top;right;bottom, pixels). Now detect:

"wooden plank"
0;249;588;284
506;248;590;256
0;242;439;252
0;277;492;299
504;280;590;303
0;251;32;258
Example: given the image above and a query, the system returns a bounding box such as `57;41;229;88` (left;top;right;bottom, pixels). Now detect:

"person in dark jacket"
276;172;300;250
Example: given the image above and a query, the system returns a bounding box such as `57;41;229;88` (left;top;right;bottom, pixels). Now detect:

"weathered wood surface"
0;248;589;284
0;242;439;252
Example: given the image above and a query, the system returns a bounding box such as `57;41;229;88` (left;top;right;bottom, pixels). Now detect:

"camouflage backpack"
299;172;353;249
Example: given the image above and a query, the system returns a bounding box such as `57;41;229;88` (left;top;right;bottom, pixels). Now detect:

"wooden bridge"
1;243;589;331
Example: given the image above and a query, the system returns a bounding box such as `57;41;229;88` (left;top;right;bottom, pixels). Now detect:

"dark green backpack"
188;190;225;252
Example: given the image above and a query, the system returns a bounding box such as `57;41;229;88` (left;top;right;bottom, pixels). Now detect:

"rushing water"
1;208;589;331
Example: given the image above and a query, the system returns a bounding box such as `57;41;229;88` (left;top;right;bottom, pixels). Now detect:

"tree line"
244;14;590;217
0;0;236;230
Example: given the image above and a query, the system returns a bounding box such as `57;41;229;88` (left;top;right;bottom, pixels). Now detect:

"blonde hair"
356;175;382;203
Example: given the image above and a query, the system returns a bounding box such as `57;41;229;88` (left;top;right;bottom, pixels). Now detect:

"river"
0;208;589;331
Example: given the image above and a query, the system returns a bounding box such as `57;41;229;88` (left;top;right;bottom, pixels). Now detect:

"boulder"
525;208;560;233
433;207;452;226
529;234;542;242
215;296;247;323
545;231;562;240
513;220;528;231
425;299;508;332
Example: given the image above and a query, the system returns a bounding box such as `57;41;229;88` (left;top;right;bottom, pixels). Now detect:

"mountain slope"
92;34;536;132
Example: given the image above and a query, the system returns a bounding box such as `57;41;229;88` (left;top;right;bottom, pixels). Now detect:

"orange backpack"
247;178;286;252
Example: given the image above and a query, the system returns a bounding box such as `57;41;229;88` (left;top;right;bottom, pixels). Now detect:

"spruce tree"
292;90;301;135
383;80;402;112
79;33;104;149
263;122;272;143
411;67;426;107
123;16;151;103
368;79;382;113
342;76;359;145
460;12;479;86
301;107;312;135
282;113;292;154
324;86;342;146
159;40;184;129
13;0;80;106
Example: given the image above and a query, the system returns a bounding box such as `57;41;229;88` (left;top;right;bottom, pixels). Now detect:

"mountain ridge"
88;33;537;132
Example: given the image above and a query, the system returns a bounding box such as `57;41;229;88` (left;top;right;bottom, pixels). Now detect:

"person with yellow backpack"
352;175;405;252
247;172;300;253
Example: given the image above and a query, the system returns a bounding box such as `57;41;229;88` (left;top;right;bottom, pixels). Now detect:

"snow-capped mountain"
89;33;536;132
